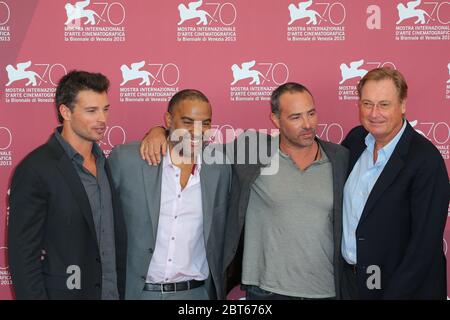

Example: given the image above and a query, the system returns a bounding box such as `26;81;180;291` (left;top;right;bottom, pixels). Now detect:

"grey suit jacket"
223;132;349;299
108;142;231;299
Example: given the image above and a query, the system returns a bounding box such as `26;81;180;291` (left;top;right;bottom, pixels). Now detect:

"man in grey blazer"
140;83;349;300
108;89;231;300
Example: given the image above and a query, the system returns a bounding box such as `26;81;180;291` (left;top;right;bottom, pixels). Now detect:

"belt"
143;280;205;293
345;262;358;275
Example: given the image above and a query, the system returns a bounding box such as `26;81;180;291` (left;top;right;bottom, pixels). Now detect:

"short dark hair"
357;67;408;102
167;89;210;114
55;70;110;123
270;82;314;116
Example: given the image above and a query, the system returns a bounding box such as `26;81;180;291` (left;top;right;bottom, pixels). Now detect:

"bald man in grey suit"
109;89;231;300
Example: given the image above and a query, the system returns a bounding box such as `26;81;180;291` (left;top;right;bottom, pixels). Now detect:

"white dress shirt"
146;151;209;283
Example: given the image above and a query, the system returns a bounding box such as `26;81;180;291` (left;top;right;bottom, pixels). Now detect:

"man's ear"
59;104;72;121
164;112;172;129
270;112;280;129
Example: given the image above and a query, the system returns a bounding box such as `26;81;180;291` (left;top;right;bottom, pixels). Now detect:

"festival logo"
0;1;11;42
287;0;346;42
394;0;449;41
317;123;345;144
0;246;12;288
447;62;450;83
64;0;127;42
97;125;126;156
176;0;238;42
410;119;449;160
3;61;67;104
230;60;290;102
338;60;397;101
119;60;181;103
0;126;12;167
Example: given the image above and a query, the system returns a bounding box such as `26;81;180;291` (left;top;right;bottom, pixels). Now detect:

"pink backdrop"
0;0;449;299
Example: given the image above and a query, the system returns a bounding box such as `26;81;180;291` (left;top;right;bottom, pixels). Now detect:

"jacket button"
96;258;101;263
148;248;153;253
95;283;100;288
141;276;146;280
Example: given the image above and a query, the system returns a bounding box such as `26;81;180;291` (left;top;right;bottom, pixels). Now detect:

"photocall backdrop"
0;0;449;299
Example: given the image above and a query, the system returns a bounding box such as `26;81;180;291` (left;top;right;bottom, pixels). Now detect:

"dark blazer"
8;133;127;300
223;132;349;298
342;122;449;299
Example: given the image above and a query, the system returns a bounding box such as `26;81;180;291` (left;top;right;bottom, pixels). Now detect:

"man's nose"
302;116;312;129
191;121;203;136
369;105;381;117
98;110;108;122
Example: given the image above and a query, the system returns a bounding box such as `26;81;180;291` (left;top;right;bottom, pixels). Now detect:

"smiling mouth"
94;127;106;134
300;132;314;138
190;138;201;145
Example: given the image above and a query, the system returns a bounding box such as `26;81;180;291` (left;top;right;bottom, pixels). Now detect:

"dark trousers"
244;285;335;300
341;262;359;300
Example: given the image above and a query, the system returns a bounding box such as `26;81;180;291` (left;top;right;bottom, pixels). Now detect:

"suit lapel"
358;156;405;225
358;122;413;226
200;164;218;247
142;163;163;245
48;136;99;245
318;140;341;246
349;138;366;175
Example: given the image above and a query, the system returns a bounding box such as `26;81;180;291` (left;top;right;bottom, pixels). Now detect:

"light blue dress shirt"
341;120;407;265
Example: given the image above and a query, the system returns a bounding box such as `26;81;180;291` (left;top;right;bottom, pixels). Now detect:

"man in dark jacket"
340;67;449;299
8;70;127;300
